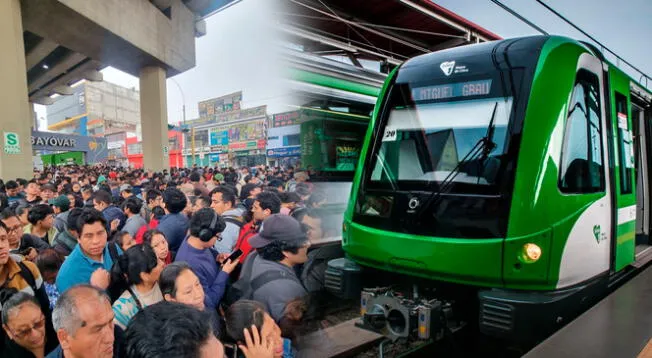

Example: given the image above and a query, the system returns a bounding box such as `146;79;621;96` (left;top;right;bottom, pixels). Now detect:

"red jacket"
234;221;258;263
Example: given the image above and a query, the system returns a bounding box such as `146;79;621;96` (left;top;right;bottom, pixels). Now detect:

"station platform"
524;265;652;358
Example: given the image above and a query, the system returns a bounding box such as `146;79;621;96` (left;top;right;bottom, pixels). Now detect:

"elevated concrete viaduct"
0;0;236;178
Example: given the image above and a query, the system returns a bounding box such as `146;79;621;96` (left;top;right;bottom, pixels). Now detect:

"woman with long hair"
110;244;164;330
142;229;174;265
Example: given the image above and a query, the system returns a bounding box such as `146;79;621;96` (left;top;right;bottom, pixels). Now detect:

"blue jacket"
175;238;228;310
56;243;122;294
103;205;126;232
157;213;189;252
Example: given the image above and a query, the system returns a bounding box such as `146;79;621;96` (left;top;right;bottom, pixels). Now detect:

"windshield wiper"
413;102;499;221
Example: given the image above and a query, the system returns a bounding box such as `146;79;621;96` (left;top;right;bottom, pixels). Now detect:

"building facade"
266;110;301;168
45;81;140;166
184;91;268;168
125;129;184;169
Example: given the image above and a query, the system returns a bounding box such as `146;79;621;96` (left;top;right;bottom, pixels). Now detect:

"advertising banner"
196;105;266;125
228;121;264;142
229;139;266;151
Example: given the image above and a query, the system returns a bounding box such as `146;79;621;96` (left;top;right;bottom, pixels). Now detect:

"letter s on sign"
7;134;17;146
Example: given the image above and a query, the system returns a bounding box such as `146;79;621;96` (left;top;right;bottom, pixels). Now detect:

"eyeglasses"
8;226;22;234
8;316;45;339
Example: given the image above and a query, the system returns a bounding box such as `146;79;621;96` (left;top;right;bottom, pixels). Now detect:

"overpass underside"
0;0;199;178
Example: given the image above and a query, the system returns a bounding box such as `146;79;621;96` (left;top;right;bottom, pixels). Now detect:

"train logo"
440;61;455;76
408;197;420;210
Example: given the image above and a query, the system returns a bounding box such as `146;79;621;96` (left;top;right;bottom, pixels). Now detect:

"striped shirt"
112;285;163;330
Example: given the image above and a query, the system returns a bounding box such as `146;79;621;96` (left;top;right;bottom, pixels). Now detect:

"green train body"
331;35;652;344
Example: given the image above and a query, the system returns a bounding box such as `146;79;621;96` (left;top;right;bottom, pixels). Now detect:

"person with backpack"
227;214;310;323
210;187;243;254
233;192;281;264
55;209;123;294
110;244;164;330
51;208;83;257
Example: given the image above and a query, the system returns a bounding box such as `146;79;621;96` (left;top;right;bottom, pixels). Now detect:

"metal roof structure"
280;0;501;67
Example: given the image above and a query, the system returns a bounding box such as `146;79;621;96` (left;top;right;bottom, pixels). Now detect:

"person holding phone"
174;208;239;311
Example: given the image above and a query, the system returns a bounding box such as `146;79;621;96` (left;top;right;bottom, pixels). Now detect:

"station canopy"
280;0;501;66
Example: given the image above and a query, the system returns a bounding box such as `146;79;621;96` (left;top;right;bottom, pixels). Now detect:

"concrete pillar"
29;103;37;130
139;66;169;171
0;0;34;180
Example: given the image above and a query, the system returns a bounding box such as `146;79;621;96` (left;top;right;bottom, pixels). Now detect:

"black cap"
248;214;308;249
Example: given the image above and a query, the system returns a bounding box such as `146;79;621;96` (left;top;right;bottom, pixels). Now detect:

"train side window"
559;69;605;194
615;92;633;194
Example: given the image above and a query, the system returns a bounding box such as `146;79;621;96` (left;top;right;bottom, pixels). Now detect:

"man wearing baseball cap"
119;184;134;200
49;195;71;234
236;214;310;322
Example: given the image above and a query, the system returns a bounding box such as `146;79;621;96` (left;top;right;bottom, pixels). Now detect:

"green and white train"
325;35;652;345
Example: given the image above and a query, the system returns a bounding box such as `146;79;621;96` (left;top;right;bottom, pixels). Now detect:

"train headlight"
521;243;542;263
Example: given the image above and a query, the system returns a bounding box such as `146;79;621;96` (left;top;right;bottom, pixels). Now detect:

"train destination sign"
411;79;493;102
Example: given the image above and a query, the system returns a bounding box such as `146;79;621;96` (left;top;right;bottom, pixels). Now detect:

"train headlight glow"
521;243;542;263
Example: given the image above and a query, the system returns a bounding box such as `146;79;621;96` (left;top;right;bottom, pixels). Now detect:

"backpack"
222;252;301;308
17;261;37;293
223;215;245;229
299;245;344;293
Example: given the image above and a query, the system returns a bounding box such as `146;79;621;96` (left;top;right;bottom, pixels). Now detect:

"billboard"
198;91;242;120
195;104;266;125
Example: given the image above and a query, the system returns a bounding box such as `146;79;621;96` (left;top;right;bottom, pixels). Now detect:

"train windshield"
367;81;514;193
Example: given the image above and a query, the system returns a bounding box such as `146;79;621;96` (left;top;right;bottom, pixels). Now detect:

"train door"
631;97;651;254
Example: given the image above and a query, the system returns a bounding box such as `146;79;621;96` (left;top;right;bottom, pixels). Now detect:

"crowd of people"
0;164;343;358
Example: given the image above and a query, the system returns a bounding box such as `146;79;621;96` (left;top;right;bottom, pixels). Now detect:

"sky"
431;0;652;79
36;0;652;129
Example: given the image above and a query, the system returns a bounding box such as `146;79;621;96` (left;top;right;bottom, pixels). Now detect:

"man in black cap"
234;214;310;322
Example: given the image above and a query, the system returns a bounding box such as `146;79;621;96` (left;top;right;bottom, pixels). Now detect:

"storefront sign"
31;130;108;163
3;132;21;154
210;145;227;153
266;146;301;157
272;111;300;127
107;141;123;150
32;136;77;147
234;149;263;157
229;139;266;151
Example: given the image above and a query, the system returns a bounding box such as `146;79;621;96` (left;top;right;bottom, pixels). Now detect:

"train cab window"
615;92;634;194
559;69;605;194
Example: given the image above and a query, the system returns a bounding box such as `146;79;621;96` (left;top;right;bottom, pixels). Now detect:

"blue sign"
210;130;228;145
31;130;108;164
209;154;220;162
266;146;301;158
411;79;493;102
